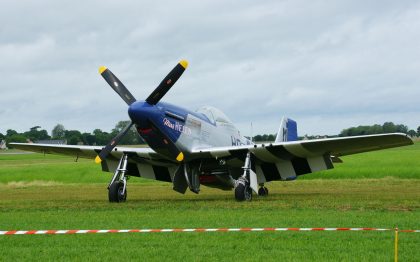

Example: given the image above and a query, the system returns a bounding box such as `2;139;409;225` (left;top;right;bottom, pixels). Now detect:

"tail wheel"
109;181;127;202
264;187;268;195
258;187;269;196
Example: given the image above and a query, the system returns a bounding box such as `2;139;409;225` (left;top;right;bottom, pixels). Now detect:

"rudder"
275;117;298;142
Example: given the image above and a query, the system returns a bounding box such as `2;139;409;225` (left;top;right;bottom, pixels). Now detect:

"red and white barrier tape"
1;227;419;235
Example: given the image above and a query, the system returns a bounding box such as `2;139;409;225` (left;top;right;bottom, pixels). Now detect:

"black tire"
234;183;246;201
235;183;252;201
264;187;269;196
258;187;267;196
109;181;127;202
244;186;252;201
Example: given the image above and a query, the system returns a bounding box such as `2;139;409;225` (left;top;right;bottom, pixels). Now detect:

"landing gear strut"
108;154;129;202
234;152;269;201
234;152;255;201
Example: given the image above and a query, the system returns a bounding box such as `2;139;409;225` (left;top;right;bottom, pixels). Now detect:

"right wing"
10;143;162;160
10;143;178;183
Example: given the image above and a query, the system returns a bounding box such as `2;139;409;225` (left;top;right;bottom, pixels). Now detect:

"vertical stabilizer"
275;117;298;142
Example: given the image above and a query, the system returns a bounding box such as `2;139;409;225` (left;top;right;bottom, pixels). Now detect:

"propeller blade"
99;66;137;105
145;60;188;105
95;122;134;163
148;119;184;162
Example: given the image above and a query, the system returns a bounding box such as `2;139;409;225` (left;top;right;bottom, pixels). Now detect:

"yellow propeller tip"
179;60;188;69
98;66;107;74
176;152;184;162
95;156;102;164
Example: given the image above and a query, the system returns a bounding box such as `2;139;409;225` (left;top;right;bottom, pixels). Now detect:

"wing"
191;133;413;182
10;143;178;183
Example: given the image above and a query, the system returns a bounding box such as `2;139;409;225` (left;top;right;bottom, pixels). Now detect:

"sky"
1;0;420;136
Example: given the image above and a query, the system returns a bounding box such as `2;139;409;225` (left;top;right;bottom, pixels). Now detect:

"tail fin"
275;117;298;142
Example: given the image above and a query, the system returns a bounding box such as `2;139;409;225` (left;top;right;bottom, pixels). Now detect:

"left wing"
191;133;413;181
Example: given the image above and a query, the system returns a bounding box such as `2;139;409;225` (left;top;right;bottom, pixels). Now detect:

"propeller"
95;122;133;164
146;60;188;105
99;66;137;105
95;60;188;163
148;119;184;162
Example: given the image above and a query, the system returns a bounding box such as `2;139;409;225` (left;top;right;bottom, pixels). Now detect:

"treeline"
253;122;419;142
1;121;418;147
339;122;419;137
1;121;144;147
253;134;276;142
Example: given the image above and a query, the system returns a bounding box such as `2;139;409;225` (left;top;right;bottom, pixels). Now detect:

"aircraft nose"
128;101;154;124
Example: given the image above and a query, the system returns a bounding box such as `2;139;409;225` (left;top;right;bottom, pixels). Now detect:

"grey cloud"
1;0;419;136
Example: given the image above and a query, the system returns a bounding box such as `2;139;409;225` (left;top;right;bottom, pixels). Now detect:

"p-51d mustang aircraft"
12;60;413;202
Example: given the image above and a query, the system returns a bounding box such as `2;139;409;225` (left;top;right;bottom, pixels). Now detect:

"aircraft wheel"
258;187;267;196
235;183;252;201
258;187;268;196
264;187;269;195
244;186;252;201
109;181;127;202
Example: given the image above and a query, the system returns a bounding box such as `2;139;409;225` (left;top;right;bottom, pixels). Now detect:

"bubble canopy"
196;106;232;124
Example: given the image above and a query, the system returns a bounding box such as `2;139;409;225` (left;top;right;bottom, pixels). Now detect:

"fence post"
394;226;398;262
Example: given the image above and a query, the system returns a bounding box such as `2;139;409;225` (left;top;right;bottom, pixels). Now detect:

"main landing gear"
108;154;129;202
234;152;269;201
234;177;253;201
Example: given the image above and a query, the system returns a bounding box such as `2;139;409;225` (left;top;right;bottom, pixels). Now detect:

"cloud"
1;0;419;136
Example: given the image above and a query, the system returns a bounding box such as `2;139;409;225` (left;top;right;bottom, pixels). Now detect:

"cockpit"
196;106;232;125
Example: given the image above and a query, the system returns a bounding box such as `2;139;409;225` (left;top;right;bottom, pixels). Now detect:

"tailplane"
275;117;298;142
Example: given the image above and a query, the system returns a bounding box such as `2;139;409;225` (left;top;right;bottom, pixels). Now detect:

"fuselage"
128;100;252;159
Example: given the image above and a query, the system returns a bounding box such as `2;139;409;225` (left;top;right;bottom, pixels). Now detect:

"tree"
382;122;396;133
340;122;410;137
52;124;66;139
64;130;82;145
253;134;276;142
369;124;383;135
0;133;4;140
24;126;50;142
408;130;417;137
82;132;96;145
6;129;18;137
93;129;112;145
417;126;420;137
6;134;27;147
395;124;408;134
68;135;81;145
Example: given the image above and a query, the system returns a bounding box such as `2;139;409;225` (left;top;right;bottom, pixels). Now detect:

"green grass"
0;143;419;261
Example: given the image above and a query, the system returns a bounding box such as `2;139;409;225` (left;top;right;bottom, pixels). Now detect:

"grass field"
0;143;419;261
